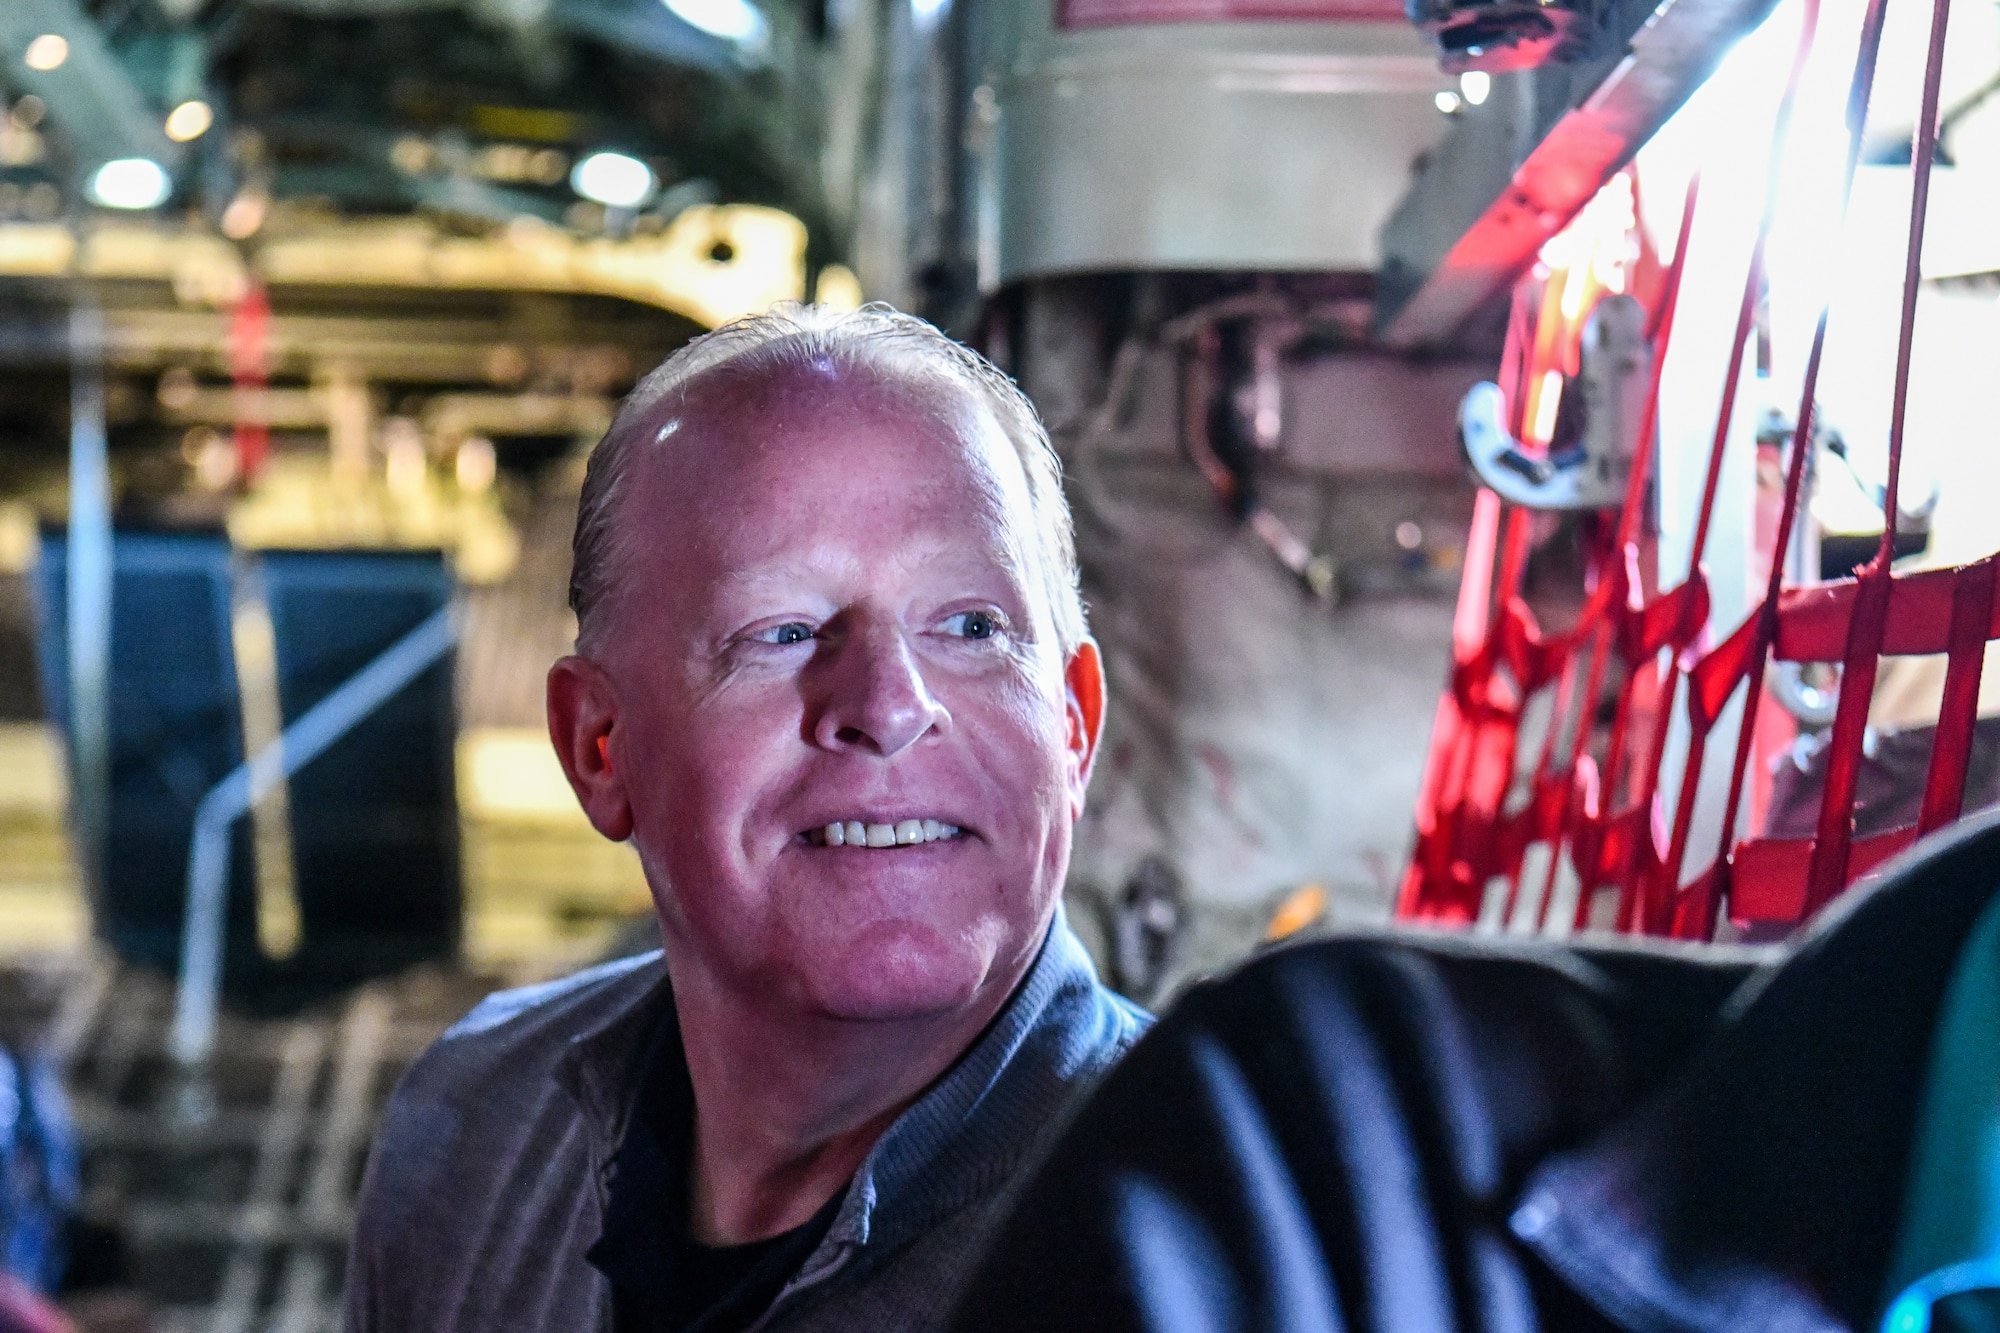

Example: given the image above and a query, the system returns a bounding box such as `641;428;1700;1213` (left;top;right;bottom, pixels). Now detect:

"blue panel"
30;531;259;977
261;549;461;982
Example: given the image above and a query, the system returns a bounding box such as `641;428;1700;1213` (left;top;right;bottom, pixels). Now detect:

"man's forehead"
646;354;945;437
622;357;1029;545
633;356;1028;500
704;531;1024;593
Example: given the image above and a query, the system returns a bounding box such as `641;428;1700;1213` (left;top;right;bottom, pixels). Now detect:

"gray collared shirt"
343;912;1149;1332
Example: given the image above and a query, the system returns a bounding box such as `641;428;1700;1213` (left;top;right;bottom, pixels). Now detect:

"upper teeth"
821;819;959;848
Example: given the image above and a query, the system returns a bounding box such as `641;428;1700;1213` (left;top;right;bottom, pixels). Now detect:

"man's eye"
762;622;814;645
946;610;999;640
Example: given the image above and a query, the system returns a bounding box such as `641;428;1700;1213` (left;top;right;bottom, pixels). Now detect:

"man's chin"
799;918;1002;1023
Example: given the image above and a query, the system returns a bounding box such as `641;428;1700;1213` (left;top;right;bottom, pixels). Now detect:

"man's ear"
1063;638;1107;813
547;654;634;842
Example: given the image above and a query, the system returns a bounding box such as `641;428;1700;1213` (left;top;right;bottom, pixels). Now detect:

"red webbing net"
1398;0;1989;938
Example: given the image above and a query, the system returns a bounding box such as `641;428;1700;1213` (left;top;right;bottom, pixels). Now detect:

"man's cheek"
668;707;774;801
956;685;1070;772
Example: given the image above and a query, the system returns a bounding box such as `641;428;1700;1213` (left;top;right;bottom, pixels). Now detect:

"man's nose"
810;618;948;758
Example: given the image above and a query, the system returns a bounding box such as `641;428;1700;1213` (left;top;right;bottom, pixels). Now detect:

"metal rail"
66;305;111;904
1375;0;1783;349
170;605;457;1068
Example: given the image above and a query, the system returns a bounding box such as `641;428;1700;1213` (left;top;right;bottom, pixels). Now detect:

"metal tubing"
170;605;457;1068
66;305;111;900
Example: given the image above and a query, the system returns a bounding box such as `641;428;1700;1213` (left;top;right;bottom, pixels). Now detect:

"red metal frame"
228;280;273;484
1400;0;1986;939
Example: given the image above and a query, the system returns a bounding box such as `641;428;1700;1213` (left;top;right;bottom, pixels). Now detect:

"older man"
343;304;1149;1332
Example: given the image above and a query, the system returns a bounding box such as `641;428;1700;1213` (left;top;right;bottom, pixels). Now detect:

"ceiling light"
220;190;267;239
23;34;69;71
456;438;497;494
570;151;657;209
165;100;213;142
1459;70;1491;106
663;0;769;47
88;158;170;210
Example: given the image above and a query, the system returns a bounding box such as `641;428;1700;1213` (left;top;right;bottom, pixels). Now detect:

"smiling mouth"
804;819;965;849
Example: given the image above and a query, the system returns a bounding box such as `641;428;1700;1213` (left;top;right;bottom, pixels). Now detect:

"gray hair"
569;302;1086;657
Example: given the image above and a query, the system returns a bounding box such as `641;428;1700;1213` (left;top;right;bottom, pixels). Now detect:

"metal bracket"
1460;292;1649;510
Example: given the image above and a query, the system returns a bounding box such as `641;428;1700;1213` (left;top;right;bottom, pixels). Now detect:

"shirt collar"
827;906;1124;1253
553;905;1131;1257
553;957;675;1164
582;990;696;1309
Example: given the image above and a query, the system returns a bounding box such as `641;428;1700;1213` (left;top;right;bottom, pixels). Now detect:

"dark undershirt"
651;1191;842;1333
587;1003;847;1333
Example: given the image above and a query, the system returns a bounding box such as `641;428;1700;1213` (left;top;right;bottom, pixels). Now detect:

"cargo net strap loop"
1398;0;1987;939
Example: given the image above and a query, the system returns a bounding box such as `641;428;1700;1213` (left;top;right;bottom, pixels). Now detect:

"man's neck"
667;960;1025;1248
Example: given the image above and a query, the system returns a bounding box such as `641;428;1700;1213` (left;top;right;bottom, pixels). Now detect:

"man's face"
579;362;1094;1024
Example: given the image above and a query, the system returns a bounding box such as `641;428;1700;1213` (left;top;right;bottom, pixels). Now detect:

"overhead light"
570;151;657;209
23;34;69;71
1434;90;1462;114
456;437;497;494
89;158;171;210
1459;70;1491;105
663;0;769;47
220;190;268;240
165;100;214;143
389;136;437;176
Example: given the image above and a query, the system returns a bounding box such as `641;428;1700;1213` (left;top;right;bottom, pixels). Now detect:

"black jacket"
950;810;2000;1332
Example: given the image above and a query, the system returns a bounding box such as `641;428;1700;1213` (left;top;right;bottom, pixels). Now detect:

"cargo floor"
1;953;516;1332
